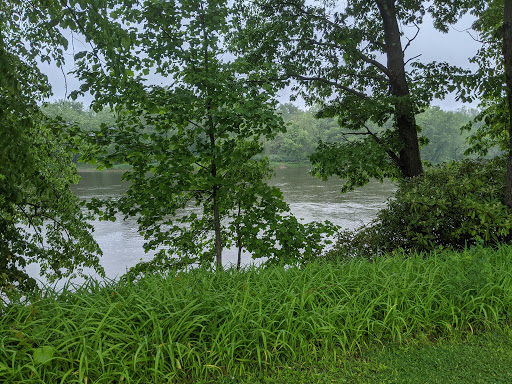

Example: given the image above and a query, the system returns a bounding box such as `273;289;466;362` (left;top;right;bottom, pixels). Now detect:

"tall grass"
1;245;512;383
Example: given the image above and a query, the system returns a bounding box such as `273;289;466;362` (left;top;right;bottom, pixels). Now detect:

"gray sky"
41;12;482;110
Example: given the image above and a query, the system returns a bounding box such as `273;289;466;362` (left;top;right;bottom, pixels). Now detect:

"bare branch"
194;162;208;170
404;54;422;66
466;30;485;44
402;22;420;53
286;73;369;99
187;119;203;129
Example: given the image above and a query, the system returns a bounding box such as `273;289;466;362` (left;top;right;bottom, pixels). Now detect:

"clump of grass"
1;245;512;383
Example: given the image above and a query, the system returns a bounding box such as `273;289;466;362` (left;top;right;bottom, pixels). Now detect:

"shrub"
327;158;512;259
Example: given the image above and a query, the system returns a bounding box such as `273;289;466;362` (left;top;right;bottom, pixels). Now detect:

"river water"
28;168;395;282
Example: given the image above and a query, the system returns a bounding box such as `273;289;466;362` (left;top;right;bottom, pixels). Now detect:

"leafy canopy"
71;0;336;272
233;0;472;190
0;0;103;294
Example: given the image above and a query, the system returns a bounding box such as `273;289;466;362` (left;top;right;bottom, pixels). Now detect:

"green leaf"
33;346;55;365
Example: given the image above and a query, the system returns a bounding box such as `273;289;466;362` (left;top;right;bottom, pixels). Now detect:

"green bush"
327;158;512;259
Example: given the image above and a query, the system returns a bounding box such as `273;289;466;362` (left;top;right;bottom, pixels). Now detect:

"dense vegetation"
2;245;512;383
3;0;512;382
329;158;512;259
42;101;490;167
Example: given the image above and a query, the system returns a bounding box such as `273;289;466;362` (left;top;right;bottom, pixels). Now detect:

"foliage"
262;105;479;168
0;0;103;294
327;158;512;258
457;1;512;207
233;0;473;185
44;99;480;169
417;107;481;163
262;104;341;164
3;245;512;382
71;0;336;270
42;100;115;134
461;1;508;156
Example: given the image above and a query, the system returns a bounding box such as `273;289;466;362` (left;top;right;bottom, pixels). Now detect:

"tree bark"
236;201;242;270
503;0;512;208
212;187;223;269
376;0;423;178
209;133;223;269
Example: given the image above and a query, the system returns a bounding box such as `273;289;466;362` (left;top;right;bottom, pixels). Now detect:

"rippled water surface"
32;168;396;281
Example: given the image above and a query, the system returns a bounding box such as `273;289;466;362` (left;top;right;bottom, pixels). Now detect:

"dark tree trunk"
236;201;242;270
503;0;512;208
209;132;223;269
376;0;423;178
212;188;223;268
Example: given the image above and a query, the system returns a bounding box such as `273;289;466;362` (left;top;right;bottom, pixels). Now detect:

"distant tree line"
43;101;494;167
266;104;494;165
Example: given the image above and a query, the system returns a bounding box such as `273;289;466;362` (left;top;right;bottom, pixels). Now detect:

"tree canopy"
0;0;103;293
233;0;472;190
67;0;335;272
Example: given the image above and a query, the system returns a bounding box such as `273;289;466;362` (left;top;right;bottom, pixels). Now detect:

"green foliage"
233;0;474;182
0;1;103;294
3;245;512;382
72;0;335;271
264;105;477;169
262;104;341;164
42;100;115;134
417;106;481;163
327;158;512;258
459;1;511;157
310;135;399;193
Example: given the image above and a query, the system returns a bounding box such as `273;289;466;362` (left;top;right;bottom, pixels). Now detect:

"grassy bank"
2;245;512;383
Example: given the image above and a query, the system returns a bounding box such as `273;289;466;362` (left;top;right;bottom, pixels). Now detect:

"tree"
70;0;335;271
460;0;512;208
42;100;116;135
0;0;103;294
417;107;478;164
234;0;470;191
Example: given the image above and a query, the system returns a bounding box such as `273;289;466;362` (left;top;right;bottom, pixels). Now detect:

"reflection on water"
29;168;396;282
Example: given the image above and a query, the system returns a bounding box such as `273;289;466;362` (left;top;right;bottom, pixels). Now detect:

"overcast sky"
40;12;482;111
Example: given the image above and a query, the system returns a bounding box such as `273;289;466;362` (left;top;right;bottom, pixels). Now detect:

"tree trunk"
209;133;223;269
503;0;512;208
236;201;242;270
376;0;423;178
212;188;223;268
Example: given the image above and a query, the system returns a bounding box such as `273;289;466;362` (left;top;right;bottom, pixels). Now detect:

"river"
28;168;396;282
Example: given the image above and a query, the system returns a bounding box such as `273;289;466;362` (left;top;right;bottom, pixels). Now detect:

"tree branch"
402;22;420;53
302;38;391;77
362;123;401;166
286;73;369;99
404;54;422;66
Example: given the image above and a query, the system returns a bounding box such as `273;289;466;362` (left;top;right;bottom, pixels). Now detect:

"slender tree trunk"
376;0;423;178
200;5;223;268
503;0;512;208
236;201;242;270
209;134;223;269
212;187;223;268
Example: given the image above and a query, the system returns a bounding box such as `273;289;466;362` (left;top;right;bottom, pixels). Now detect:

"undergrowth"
1;244;512;383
